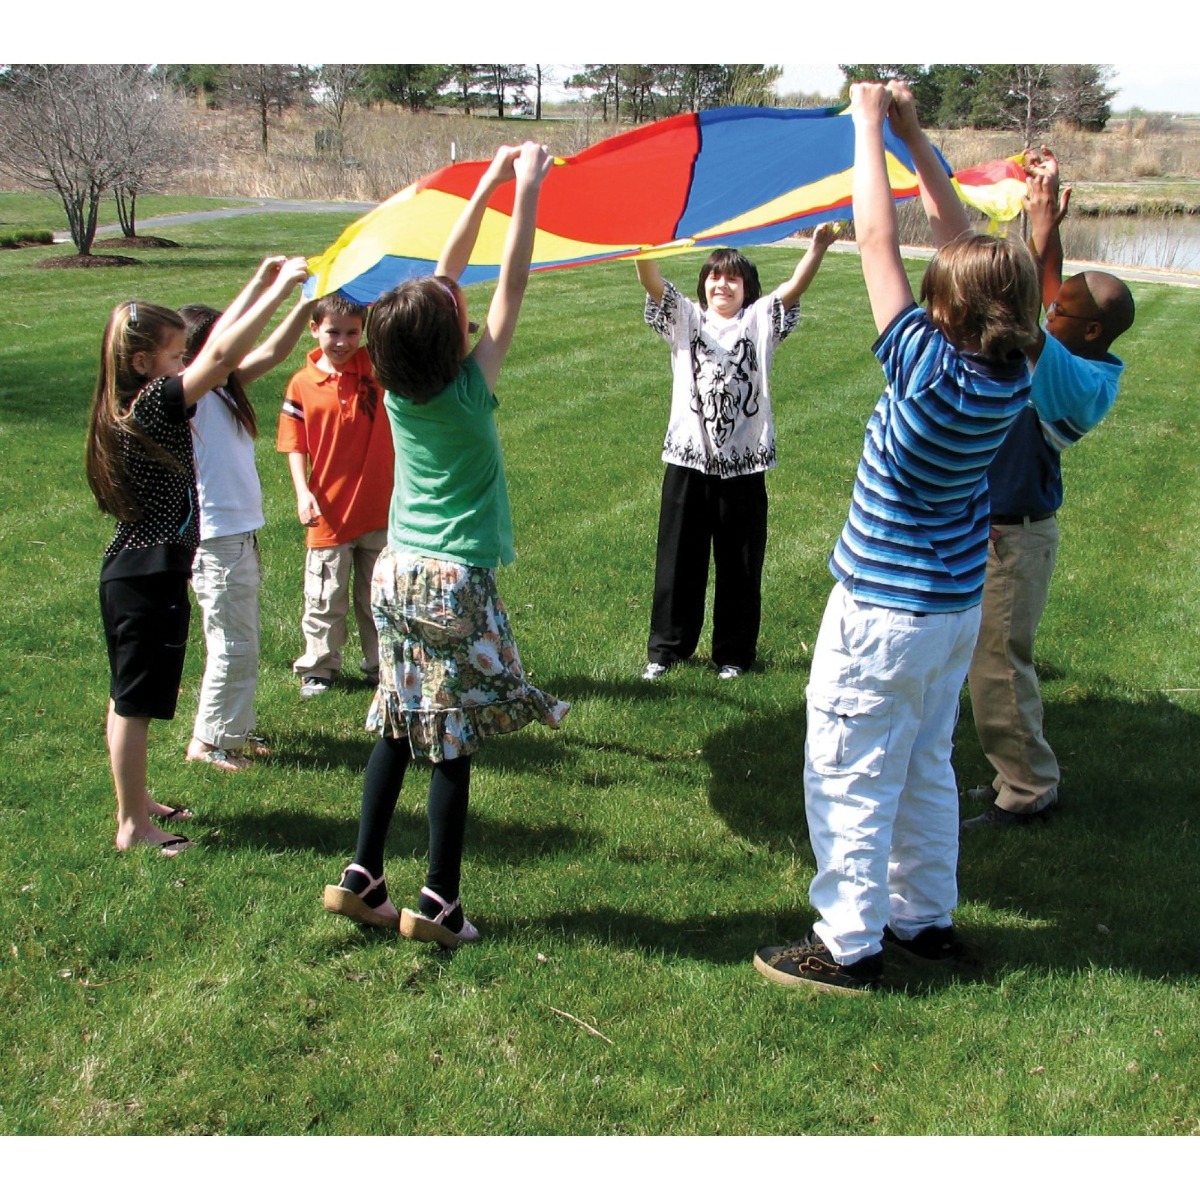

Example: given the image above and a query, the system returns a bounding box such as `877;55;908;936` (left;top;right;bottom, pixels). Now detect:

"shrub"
0;228;53;248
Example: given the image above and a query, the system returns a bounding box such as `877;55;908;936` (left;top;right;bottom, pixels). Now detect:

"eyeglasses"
1047;298;1095;323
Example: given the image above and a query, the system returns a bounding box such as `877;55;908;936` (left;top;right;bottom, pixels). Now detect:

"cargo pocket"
805;688;891;778
304;557;335;610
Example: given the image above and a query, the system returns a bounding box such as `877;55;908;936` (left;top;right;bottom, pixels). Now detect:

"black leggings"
354;736;472;902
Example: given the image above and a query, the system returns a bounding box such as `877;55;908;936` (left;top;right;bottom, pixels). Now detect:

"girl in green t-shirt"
323;142;569;948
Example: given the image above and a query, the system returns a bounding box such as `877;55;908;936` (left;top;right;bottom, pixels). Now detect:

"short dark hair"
366;276;463;402
697;248;761;310
313;293;368;326
1079;270;1136;347
920;233;1040;359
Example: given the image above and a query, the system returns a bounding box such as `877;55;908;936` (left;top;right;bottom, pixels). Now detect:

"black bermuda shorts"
100;571;191;720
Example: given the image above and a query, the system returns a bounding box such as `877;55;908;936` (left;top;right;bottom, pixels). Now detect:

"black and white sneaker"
753;930;882;993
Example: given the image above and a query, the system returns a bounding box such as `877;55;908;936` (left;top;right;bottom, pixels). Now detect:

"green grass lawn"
1;212;1199;1139
0;191;257;234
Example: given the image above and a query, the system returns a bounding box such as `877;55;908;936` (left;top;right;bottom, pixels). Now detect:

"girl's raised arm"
436;145;520;282
199;255;288;350
181;257;309;403
886;81;972;250
238;296;318;384
471;142;553;393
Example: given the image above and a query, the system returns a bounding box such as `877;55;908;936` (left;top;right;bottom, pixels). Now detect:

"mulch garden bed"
93;235;181;250
36;254;142;268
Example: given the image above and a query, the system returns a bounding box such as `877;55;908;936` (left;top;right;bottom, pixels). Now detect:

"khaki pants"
293;530;386;680
967;516;1060;814
192;532;260;748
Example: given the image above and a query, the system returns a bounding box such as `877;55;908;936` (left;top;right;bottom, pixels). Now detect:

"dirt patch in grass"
93;235;181;250
36;254;142;268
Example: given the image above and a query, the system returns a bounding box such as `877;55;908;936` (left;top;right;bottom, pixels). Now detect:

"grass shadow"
697;685;1200;981
205;803;595;867
703;700;809;850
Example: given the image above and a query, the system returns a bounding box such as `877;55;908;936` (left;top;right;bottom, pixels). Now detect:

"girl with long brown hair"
87;256;309;856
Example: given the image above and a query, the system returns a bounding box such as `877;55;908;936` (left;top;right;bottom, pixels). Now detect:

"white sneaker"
716;664;743;680
642;662;670;681
300;676;331;698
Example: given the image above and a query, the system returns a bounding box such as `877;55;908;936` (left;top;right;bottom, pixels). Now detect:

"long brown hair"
85;300;188;520
178;303;258;438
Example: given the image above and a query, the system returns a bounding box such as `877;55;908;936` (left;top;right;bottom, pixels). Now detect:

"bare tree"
227;64;308;152
111;73;191;238
972;64;1117;142
530;64;557;120
0;64;146;255
315;63;365;149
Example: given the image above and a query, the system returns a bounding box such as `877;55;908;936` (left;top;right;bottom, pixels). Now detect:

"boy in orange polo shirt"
277;294;394;697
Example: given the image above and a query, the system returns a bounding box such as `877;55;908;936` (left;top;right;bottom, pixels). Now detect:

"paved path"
55;198;374;242
62;201;1200;288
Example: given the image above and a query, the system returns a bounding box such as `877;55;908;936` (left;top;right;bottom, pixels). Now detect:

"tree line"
160;63;1118;151
839;64;1117;145
159;64;787;130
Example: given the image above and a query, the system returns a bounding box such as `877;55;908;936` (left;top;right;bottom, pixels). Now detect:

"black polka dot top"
100;375;200;582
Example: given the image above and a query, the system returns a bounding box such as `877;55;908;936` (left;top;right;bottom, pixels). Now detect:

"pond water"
894;207;1200;275
1062;213;1200;273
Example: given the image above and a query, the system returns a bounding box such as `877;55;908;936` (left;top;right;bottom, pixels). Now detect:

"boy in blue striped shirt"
755;82;1041;992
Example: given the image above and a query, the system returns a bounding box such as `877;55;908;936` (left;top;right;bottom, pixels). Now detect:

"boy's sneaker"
753;930;882;993
883;923;967;962
642;662;670;681
716;664;743;680
300;675;330;698
961;799;1057;831
965;784;999;804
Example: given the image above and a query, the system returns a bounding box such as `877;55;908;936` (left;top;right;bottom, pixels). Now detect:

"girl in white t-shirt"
636;227;837;682
181;283;315;770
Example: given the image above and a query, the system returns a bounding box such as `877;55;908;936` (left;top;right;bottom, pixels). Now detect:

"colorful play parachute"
306;106;1027;303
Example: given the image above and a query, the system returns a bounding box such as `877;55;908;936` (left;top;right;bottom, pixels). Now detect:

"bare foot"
245;736;271;758
115;821;195;857
149;799;194;822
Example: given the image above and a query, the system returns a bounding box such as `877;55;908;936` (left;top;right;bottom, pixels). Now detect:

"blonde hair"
920;233;1041;360
85;301;188;520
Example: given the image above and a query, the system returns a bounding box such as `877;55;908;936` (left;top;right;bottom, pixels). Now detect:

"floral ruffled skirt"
365;548;569;761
